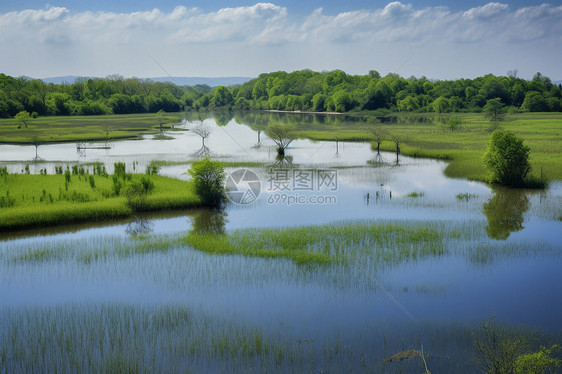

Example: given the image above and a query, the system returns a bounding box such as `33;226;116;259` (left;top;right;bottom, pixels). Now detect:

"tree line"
1;70;561;118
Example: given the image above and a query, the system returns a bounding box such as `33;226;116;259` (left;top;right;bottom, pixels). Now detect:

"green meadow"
293;112;562;182
1;111;561;182
0;112;185;144
0;169;200;231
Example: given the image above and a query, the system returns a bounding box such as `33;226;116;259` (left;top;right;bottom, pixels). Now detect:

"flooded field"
1;113;561;372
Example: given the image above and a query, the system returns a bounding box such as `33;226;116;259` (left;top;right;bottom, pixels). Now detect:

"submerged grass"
5;217;557;272
1;303;559;373
184;221;451;266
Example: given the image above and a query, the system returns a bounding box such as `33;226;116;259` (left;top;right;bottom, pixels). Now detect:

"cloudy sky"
1;1;561;80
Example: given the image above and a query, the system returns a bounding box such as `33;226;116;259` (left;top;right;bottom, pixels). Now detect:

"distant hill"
40;75;253;87
150;76;253;86
41;76;87;84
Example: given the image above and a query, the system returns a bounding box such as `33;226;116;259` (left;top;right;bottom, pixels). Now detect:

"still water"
1;113;561;372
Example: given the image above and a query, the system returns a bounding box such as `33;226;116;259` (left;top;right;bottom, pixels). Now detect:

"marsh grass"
0;173;200;231
0;304;294;373
5;218;557;274
2;303;558;373
1;217;561;373
8;235;185;264
294;113;562;182
0;112;185;144
456;192;479;201
184;221;471;266
407;192;425;198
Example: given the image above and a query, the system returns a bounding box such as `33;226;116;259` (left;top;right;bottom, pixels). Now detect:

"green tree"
515;345;561;374
483;98;506;122
15;111;31;128
432;97;450;113
397;95;419;112
156;109;166;132
331;91;353;112
521;91;548;112
483;130;531;186
210;86;233;108
311;93;327;112
188;158;226;208
266;122;296;156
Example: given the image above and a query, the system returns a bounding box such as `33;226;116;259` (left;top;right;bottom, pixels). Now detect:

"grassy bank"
294;112;562;182
0;171;200;231
0;112;185;144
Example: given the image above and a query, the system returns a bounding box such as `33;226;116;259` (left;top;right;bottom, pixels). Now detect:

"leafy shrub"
146;161;160;176
188;158;226;207
112;176;123;196
515;345;561;374
140;176;155;193
114;162;130;181
483;130;531;187
123;177;154;211
473;318;529;374
0;195;15;208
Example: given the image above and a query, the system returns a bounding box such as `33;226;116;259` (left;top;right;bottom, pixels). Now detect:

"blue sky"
2;0;560;14
1;1;561;80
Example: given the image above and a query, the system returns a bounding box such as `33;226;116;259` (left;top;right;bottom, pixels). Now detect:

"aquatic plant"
473;317;530;374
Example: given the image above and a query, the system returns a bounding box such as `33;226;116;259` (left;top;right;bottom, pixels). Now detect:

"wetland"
1;112;561;373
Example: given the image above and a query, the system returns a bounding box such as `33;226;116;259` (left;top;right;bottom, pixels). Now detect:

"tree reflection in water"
483;187;529;240
190;209;228;235
126;217;154;237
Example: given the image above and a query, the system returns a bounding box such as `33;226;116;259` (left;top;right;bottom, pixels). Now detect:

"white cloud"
0;2;560;79
462;2;509;19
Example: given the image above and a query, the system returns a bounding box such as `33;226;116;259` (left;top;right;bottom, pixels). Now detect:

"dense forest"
1;69;561;118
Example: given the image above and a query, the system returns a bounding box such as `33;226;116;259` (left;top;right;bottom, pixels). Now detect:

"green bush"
122;176;155;211
145;161;160;176
483;130;531;187
112;176;123;196
188;158;226;208
515;345;561;374
114;162;128;180
473;318;529;374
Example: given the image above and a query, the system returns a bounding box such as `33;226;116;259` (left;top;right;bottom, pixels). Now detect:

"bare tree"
371;128;386;155
192;121;212;156
266;123;295;156
31;136;41;160
193;122;212;147
388;134;403;165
